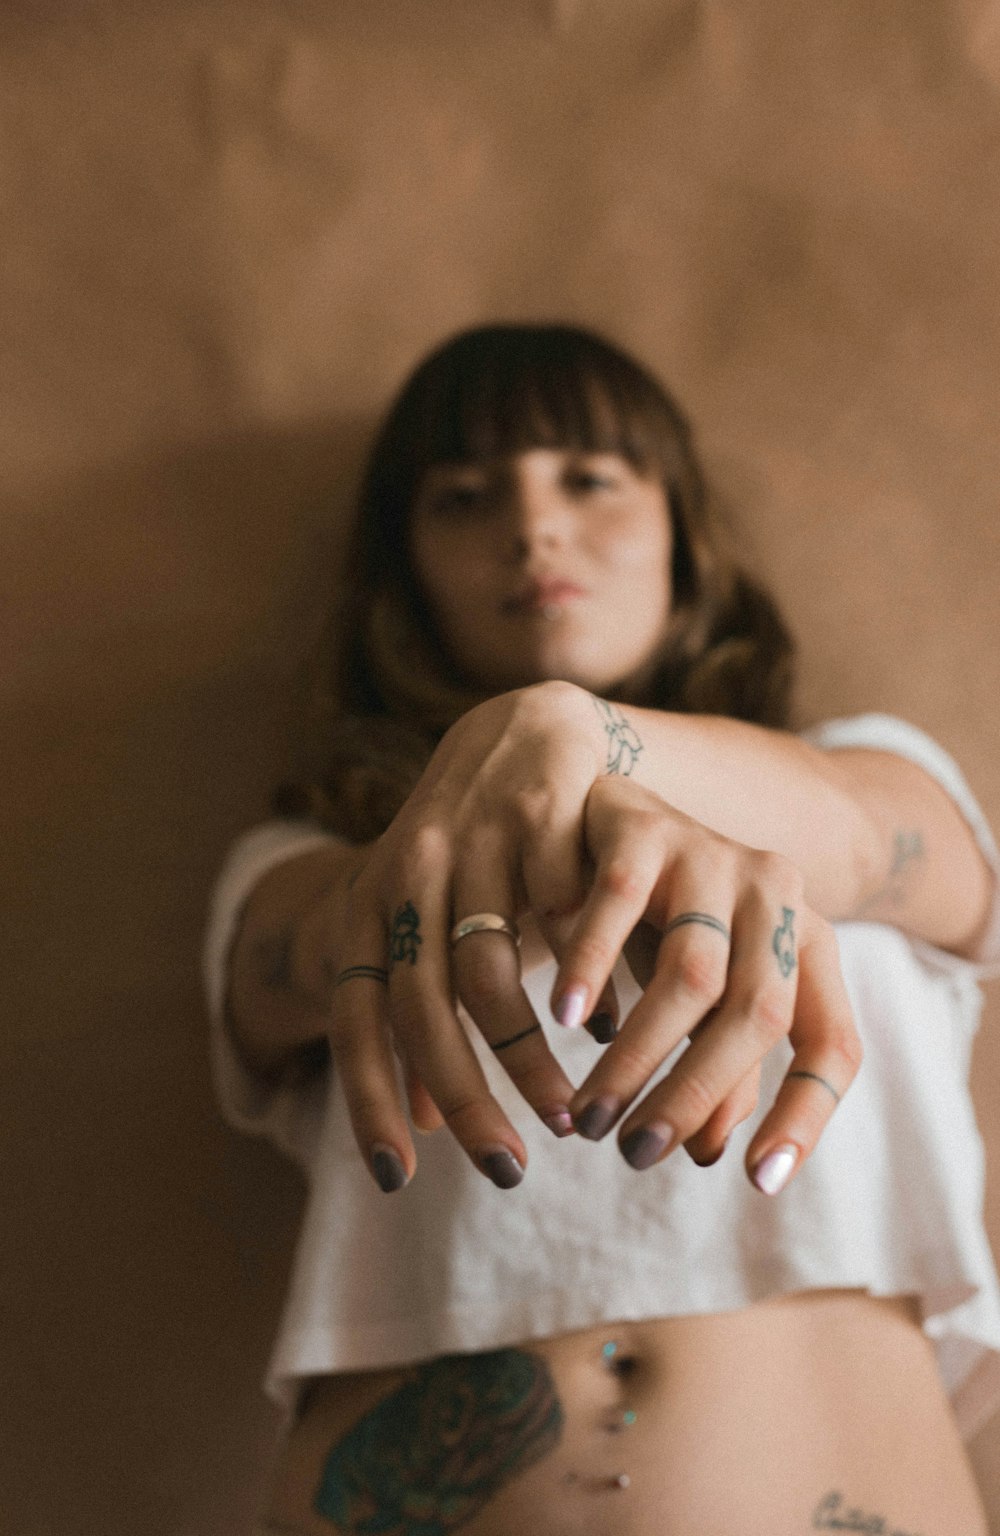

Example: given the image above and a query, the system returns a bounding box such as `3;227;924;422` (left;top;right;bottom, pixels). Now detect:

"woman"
206;324;1000;1534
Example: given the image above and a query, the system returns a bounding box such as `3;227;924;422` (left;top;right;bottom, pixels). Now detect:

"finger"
326;911;416;1193
683;1061;761;1166
401;1049;445;1134
385;846;528;1187
451;876;578;1140
549;810;669;1032
745;913;862;1196
569;888;735;1142
537;910;620;1044
610;883;800;1165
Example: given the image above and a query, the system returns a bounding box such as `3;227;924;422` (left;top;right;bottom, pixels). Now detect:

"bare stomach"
262;1290;987;1536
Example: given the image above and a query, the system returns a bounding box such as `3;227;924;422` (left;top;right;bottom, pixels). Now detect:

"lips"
503;579;587;614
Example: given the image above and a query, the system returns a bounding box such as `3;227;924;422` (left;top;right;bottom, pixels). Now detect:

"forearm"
226;839;367;1076
606;702;993;957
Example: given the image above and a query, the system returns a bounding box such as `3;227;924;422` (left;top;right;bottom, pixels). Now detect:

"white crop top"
203;715;1000;1440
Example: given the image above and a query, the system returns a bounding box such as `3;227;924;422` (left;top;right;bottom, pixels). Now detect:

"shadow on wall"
1;418;376;1533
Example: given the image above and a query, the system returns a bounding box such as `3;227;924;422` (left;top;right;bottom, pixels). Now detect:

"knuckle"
597;858;645;903
673;942;728;1006
755;849;804;896
670;1068;720;1129
747;987;792;1043
457;955;510;1011
829;1024;864;1079
571;928;619;977
400;821;451;882
607;1034;663;1084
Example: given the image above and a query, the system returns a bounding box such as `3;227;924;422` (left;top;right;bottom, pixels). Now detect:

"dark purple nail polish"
482;1149;525;1189
588;1012;617;1044
620;1125;670;1170
574;1095;620;1141
371;1144;408;1192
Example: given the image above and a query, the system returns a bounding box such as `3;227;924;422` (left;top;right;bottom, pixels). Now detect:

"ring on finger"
662;911;731;942
450;912;522;948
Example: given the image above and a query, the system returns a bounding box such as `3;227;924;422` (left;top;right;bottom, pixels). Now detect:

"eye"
565;467;617;494
428;481;490;515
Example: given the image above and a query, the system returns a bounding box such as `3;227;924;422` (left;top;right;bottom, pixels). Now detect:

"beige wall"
4;3;1000;1530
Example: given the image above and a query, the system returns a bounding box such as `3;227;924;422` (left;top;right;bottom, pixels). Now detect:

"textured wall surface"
3;3;1000;1530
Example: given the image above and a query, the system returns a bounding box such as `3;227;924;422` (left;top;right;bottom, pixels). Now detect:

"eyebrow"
311;1348;564;1532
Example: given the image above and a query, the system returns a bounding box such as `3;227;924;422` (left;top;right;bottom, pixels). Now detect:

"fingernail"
481;1149;525;1189
554;986;588;1030
751;1143;798;1196
370;1143;409;1192
620;1121;675;1170
691;1138;727;1168
542;1109;576;1138
588;1012;616;1044
574;1095;620;1141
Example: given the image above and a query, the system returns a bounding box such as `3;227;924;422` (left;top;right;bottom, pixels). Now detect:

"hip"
261;1289;987;1536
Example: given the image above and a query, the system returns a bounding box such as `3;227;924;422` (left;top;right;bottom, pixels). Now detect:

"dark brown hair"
274;323;797;841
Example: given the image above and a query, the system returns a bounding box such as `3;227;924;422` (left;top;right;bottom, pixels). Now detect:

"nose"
500;462;569;560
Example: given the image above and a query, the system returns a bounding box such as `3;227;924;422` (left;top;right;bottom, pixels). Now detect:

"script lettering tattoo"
312;1349;564;1534
591;695;644;775
812;1489;925;1534
772;906;797;978
390;901;423;968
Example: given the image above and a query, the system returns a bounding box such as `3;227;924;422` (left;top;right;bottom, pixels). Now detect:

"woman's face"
409;448;673;695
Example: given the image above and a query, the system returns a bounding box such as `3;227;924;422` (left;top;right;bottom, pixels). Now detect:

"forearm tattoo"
772;906;798;978
812;1489;926;1534
312;1349;564;1534
590;695;644;776
851;827;926;920
390;900;423;969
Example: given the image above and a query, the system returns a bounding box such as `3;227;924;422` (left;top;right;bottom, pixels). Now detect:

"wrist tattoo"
390;900;423;968
313;1349;563;1533
591;696;644;776
851;828;926;920
772;907;797;978
812;1489;925;1533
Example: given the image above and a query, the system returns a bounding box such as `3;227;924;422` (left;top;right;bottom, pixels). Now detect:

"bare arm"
225;839;366;1077
601;703;994;960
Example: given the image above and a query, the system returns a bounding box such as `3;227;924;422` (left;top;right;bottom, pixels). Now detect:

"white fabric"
203;714;1000;1440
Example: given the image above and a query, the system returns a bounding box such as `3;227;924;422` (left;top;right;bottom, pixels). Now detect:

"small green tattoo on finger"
773;907;797;978
390;900;422;967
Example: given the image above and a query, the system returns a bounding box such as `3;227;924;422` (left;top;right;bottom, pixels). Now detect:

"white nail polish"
751;1144;797;1196
555;987;587;1030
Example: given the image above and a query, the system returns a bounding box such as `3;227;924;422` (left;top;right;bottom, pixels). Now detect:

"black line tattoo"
390;900;423;968
772;906;797;978
812;1489;925;1534
590;695;644;775
313;1349;564;1534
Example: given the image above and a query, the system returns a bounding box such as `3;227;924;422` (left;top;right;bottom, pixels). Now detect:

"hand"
553;775;862;1192
316;681;621;1190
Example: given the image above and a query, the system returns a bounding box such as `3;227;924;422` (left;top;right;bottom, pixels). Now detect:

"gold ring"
449;912;522;948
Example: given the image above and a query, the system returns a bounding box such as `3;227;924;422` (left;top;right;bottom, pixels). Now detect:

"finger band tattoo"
787;1070;841;1104
772;906;797;978
662;912;732;942
491;1023;543;1053
390;900;422;968
333;965;390;989
591;696;644;776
